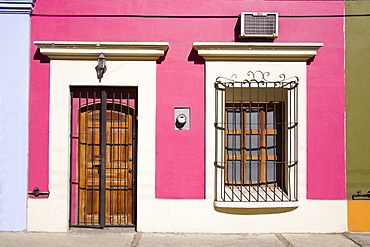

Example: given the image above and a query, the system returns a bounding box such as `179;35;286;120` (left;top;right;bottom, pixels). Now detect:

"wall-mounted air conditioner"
239;12;278;39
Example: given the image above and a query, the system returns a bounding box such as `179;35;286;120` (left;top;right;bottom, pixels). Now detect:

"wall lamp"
95;53;107;82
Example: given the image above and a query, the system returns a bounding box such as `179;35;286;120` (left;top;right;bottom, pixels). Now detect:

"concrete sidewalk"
0;230;369;247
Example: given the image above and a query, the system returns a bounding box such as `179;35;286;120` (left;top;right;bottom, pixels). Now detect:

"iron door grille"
69;87;137;227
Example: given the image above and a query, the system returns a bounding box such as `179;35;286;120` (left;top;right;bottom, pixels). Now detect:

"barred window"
215;71;298;203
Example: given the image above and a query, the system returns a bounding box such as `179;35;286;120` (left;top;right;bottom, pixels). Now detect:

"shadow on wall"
188;48;205;64
33;48;50;63
156;47;168;64
306;56;316;65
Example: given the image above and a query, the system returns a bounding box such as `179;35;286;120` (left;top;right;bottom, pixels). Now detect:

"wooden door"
105;109;133;224
78;102;134;225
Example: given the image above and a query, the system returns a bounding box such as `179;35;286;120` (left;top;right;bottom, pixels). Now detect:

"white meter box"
174;108;190;130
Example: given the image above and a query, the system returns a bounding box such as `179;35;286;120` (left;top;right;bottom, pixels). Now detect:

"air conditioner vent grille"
240;13;278;39
245;14;276;35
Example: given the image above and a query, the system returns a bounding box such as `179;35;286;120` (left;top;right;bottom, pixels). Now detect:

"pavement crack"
131;232;142;247
342;233;362;246
275;233;294;247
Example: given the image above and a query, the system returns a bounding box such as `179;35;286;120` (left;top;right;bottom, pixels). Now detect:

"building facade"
15;0;348;232
346;1;370;232
0;0;34;231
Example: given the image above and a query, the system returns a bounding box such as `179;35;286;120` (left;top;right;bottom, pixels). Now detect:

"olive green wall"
346;1;370;200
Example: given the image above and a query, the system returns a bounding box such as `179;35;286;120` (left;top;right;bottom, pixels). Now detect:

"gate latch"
28;187;50;197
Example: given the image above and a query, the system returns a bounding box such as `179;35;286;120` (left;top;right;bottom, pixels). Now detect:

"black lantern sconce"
95;53;107;82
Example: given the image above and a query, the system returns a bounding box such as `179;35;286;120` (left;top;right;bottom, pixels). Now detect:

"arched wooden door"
70;87;136;227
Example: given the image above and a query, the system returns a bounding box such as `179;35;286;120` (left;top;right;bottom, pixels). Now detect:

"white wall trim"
34;41;169;60
193;42;323;61
27;41;163;232
127;43;343;232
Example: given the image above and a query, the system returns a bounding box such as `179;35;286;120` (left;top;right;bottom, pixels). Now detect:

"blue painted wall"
0;0;34;231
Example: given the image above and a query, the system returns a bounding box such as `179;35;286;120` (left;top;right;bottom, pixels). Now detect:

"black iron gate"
70;87;137;227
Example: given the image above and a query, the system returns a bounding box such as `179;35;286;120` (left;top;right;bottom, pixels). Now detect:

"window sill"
214;201;299;209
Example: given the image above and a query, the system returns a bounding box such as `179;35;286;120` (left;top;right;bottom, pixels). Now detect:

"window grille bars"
215;71;298;203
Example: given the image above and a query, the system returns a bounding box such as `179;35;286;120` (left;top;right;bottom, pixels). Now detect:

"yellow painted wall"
346;1;370;201
348;201;370;232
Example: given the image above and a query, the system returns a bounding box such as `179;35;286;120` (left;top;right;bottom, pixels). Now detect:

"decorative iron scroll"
215;70;299;90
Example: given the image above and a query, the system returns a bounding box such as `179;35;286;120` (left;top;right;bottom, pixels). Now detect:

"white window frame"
194;42;322;209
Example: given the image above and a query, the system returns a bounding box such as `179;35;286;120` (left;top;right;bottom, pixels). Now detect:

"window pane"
245;161;259;181
245;109;259;129
227;135;241;155
227;110;241;129
246;134;259;155
266;135;276;155
266;161;276;181
227;160;241;182
266;110;275;130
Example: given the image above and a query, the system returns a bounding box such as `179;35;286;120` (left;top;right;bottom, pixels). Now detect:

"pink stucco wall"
29;0;345;200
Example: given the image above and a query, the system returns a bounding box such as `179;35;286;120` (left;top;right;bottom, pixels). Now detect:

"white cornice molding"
193;42;323;62
0;0;35;14
34;41;169;61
